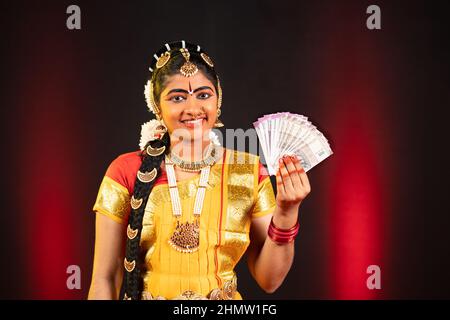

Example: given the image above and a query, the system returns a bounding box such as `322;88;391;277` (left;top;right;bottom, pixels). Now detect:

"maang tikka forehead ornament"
143;41;222;119
179;48;198;77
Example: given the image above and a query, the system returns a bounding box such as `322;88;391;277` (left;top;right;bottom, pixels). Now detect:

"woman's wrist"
272;204;300;229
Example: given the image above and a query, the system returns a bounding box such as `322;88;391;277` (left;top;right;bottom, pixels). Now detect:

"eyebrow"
166;86;214;95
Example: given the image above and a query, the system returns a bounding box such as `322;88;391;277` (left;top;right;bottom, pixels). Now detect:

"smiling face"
158;71;218;142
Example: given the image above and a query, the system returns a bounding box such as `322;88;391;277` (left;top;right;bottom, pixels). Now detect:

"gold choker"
167;144;220;172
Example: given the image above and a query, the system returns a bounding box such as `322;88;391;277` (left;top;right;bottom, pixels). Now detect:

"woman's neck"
169;137;212;162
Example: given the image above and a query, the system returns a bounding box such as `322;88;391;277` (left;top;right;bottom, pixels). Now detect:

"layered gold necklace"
165;145;218;253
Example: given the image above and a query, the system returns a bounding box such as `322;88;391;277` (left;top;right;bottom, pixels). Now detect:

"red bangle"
267;217;299;244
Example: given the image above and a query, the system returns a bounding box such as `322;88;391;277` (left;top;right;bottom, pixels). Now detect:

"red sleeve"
258;161;270;184
105;150;143;195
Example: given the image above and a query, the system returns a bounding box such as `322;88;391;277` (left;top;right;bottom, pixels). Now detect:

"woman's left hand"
275;155;311;212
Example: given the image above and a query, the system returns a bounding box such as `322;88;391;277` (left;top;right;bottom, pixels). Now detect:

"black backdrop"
0;0;449;299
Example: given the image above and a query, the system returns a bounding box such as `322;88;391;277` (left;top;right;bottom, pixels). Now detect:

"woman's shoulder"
105;149;143;194
108;149;143;173
114;149;143;162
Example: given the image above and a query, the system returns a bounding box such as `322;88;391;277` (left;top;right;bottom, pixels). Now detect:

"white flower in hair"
144;80;154;113
139;119;167;151
209;130;221;146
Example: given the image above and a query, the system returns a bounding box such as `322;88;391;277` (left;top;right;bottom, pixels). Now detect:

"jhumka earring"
214;109;224;128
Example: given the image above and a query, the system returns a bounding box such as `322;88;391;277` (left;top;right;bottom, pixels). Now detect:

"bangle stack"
267;217;299;244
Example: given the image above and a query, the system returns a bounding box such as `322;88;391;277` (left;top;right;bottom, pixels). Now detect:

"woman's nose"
185;96;203;115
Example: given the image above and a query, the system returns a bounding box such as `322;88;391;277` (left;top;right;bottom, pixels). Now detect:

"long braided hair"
120;41;220;300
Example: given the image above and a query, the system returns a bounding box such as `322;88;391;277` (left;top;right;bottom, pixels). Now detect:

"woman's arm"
247;155;310;293
88;213;126;300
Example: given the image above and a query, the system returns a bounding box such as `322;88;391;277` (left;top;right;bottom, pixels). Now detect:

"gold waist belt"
141;276;237;300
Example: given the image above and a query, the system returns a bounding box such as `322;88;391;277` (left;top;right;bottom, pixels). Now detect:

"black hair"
119;41;219;300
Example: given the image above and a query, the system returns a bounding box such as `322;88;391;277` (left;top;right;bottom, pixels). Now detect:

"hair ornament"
124;258;136;272
130;196;143;210
127;224;139;240
123;293;132;300
156;51;171;69
146;144;166;157
217;76;223;109
144;81;161;116
179;48;198;77
201;53;214;68
137;168;158;183
139;119;167;150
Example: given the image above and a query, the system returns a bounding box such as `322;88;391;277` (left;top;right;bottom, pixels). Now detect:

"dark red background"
1;0;449;299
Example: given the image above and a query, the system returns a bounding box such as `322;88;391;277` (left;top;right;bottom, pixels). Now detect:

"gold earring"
214;109;224;128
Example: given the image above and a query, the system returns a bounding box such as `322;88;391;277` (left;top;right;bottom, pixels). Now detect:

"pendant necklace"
165;155;212;253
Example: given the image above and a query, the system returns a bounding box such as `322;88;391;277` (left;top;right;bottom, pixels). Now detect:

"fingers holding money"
276;155;311;209
277;157;293;195
283;156;303;191
291;155;311;197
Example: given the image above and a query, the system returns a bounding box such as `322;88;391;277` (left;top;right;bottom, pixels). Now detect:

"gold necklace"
167;143;220;172
165;156;211;253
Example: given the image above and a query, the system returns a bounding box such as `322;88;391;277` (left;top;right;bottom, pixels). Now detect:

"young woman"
88;41;311;300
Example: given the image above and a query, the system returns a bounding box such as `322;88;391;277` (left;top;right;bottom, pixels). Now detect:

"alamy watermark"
366;264;381;290
66;265;81;290
66;5;81;30
366;5;381;30
65;5;381;31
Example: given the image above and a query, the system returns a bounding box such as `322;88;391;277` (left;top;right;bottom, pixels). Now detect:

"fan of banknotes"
253;112;333;175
